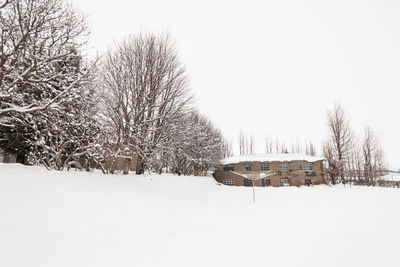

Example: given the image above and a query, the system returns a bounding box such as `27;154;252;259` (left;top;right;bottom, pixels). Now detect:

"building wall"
103;154;137;174
0;149;17;163
214;160;325;187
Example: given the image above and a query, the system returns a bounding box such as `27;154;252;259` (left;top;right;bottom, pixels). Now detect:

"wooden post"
252;180;255;203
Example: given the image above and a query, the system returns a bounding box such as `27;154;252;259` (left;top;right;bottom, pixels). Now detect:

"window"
223;165;234;171
304;179;312;186
280;163;289;171
262;179;271;187
261;163;270;171
223;179;235;186
300;163;313;171
244;178;253;187
280;178;291;186
242;164;251;171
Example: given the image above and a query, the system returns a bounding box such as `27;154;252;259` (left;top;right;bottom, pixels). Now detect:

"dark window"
223;165;234;171
242;164;251;171
223;179;235;186
262;179;271;187
300;163;313;171
261;163;270;171
280;178;291;186
280;163;289;171
304;179;312;186
244;178;253;187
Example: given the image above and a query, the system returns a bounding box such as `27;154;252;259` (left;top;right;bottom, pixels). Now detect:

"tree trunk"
136;156;145;175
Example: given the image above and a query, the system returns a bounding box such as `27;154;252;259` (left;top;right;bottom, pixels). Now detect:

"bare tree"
362;126;376;185
307;141;316;156
0;0;89;124
275;136;279;153
374;147;385;179
222;141;233;158
239;130;253;155
239;130;244;155
345;140;365;185
265;134;273;154
354;143;363;183
280;142;288;153
324;104;353;184
305;140;310;155
100;33;192;174
323;141;339;184
362;126;385;185
249;135;255;154
296;139;303;154
244;134;249;154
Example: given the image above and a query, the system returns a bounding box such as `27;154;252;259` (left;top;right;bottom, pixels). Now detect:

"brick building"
214;153;326;187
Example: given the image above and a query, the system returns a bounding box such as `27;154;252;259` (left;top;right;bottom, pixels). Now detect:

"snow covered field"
1;163;399;267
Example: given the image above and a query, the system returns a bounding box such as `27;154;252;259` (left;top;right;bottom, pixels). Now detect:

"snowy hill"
1;163;399;267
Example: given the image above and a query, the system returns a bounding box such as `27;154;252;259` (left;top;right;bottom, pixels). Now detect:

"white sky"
72;0;400;169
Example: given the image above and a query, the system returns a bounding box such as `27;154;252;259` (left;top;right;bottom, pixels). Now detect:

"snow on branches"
0;0;88;122
1;4;228;176
161;110;226;176
99;33;193;174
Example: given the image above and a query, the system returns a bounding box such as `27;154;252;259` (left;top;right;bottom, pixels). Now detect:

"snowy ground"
1;163;399;267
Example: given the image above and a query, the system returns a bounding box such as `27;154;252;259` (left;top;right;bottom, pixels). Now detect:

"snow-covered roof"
220;153;325;165
381;174;400;182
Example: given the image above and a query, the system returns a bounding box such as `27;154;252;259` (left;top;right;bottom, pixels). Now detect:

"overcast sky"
72;0;400;169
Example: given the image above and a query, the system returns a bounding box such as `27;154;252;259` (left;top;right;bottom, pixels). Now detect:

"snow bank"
220;153;325;165
1;163;399;267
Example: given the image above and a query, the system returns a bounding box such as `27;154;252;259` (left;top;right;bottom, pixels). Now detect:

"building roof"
220;153;325;165
381;174;400;182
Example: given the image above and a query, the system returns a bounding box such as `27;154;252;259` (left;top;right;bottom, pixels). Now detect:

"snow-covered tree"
164;110;226;176
99;33;192;174
0;0;12;9
0;0;88;125
4;58;104;171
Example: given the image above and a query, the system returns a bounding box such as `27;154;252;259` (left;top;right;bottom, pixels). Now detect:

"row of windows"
225;178;272;186
280;163;289;171
223;165;234;171
299;163;313;171
224;178;308;187
233;163;312;172
223;179;235;186
245;178;274;187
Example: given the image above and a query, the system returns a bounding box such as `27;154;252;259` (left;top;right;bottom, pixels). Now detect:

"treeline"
238;131;317;156
0;0;227;175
